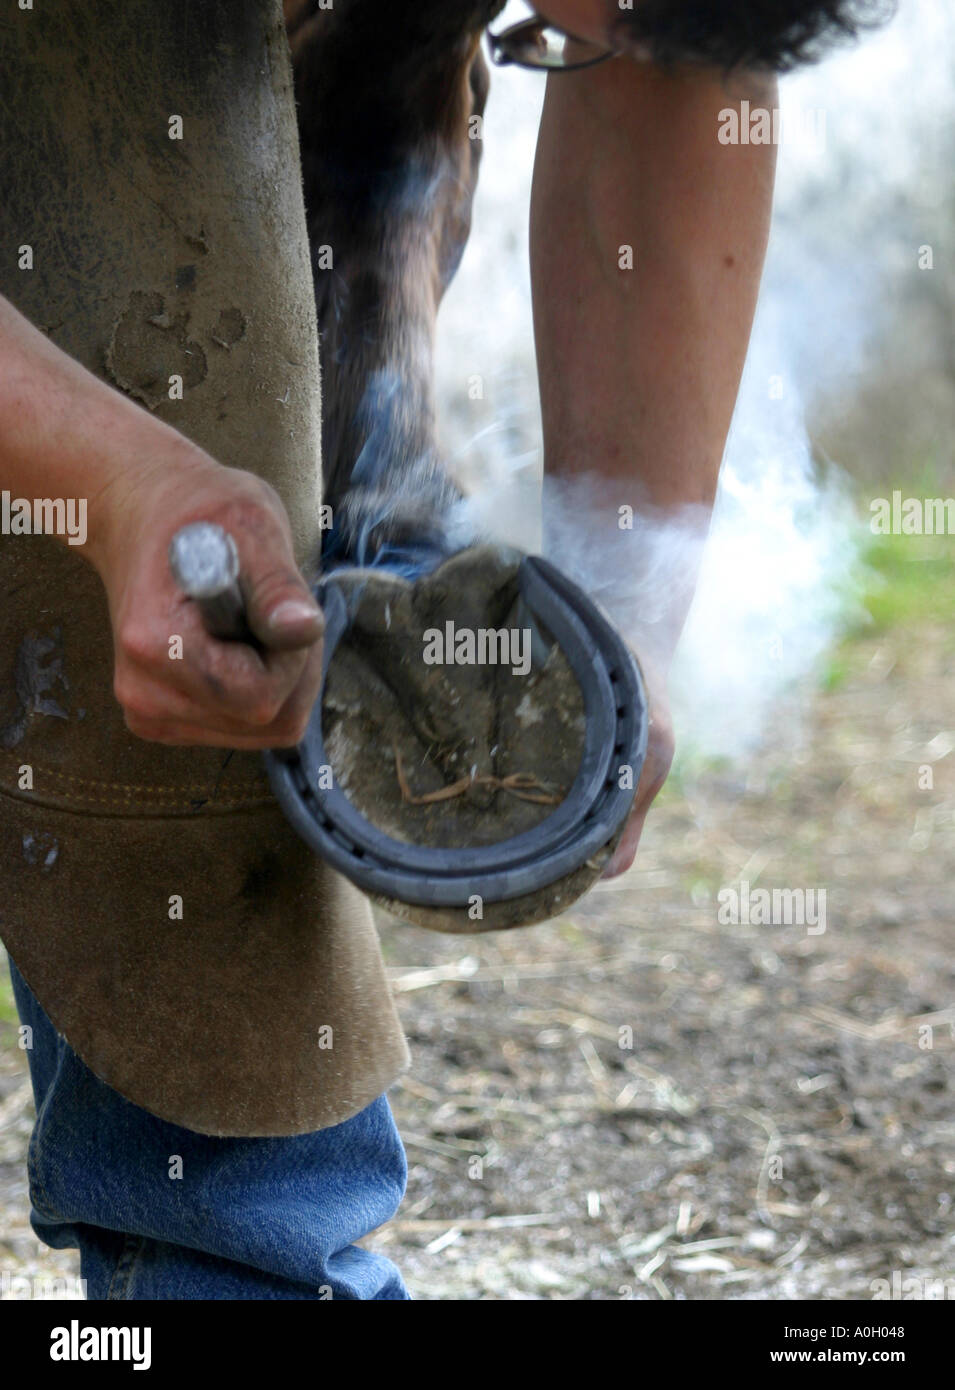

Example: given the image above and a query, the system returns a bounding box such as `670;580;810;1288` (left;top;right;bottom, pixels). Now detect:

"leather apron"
0;0;410;1136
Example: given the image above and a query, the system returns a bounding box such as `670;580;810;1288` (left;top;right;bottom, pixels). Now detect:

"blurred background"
2;0;953;1301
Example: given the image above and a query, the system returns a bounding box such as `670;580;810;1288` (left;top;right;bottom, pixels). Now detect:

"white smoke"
668;354;861;759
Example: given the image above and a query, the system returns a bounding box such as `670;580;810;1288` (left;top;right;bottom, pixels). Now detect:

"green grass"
849;528;955;636
845;461;955;639
0;968;18;1026
818;654;851;691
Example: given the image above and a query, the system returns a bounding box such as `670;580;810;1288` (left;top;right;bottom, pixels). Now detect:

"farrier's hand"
88;450;324;749
602;648;674;877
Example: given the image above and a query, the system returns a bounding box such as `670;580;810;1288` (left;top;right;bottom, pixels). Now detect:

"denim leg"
9;957;409;1300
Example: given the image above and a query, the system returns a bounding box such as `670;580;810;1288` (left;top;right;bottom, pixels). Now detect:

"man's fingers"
119;668;311;743
601;691;675;879
186;623;313;724
235;536;323;652
603;809;647;879
116;594;323;738
124;714;308;750
257;595;325;652
121;638;323;747
119;582;321;713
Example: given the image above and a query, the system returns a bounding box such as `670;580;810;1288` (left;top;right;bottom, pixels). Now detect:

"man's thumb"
244;568;324;651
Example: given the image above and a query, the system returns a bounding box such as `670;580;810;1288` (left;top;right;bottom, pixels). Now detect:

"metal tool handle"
168;522;255;644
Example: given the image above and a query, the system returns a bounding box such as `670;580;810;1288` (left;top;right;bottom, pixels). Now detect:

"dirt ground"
2;617;953;1301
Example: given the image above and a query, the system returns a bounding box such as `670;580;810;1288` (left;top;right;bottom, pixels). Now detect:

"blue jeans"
9;958;410;1300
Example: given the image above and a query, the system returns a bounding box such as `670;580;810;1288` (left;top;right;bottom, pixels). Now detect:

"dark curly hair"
610;0;896;73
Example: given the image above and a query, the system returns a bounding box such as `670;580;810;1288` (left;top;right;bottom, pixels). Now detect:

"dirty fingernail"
269;599;322;627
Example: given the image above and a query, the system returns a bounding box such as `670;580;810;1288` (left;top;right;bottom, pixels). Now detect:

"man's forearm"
531;60;777;661
0;295;210;567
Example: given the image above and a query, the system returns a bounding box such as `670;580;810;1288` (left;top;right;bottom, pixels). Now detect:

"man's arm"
530;59;777;873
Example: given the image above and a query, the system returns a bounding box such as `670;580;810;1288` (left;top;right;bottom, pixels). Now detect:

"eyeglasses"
487;15;617;73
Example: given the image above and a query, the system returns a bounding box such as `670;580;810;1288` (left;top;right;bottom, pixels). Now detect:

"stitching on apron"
0;757;274;811
0;785;277;814
0;757;269;796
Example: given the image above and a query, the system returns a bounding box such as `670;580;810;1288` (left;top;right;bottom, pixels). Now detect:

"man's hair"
611;0;896;73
